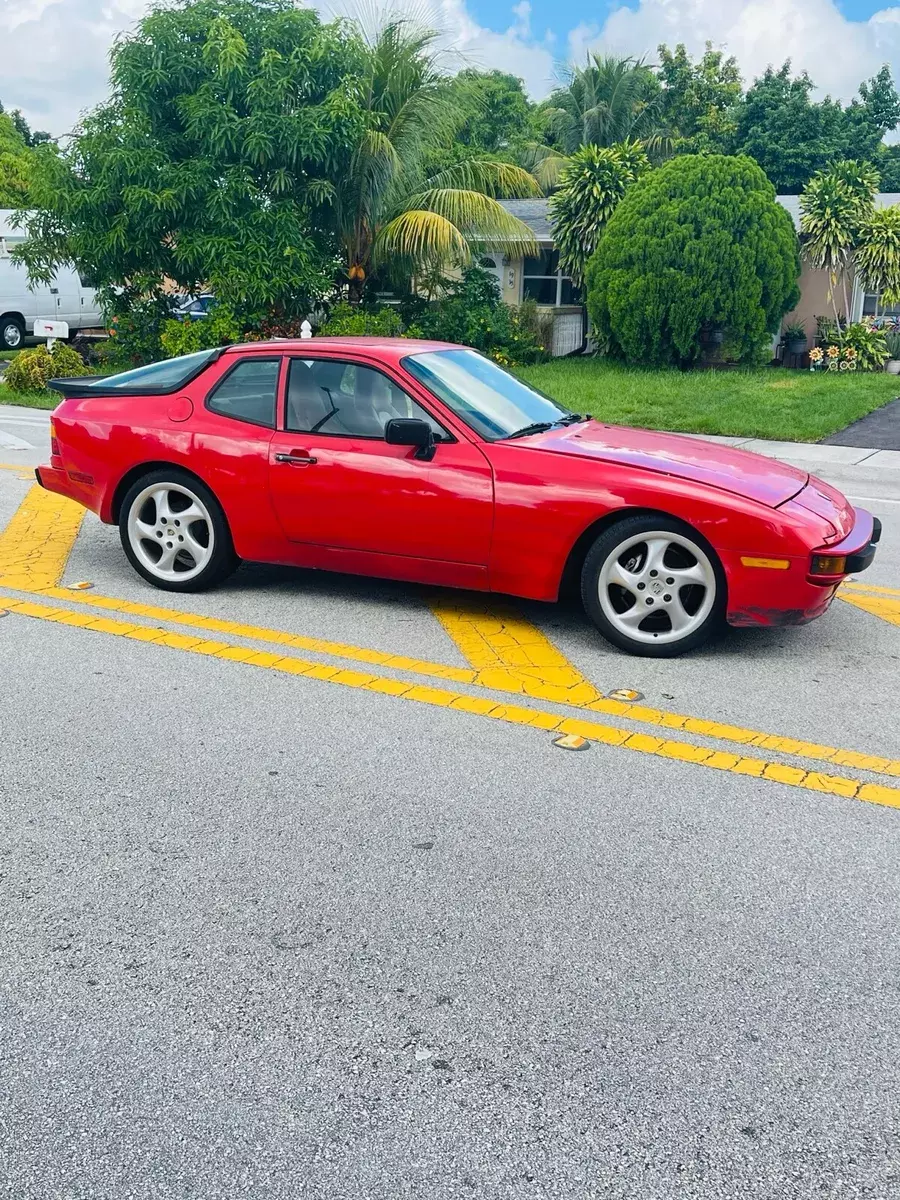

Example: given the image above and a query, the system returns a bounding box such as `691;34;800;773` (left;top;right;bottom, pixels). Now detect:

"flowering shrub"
5;343;94;393
810;321;888;371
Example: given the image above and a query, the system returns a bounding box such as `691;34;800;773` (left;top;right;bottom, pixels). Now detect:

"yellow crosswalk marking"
0;484;85;590
430;598;603;705
4;592;900;811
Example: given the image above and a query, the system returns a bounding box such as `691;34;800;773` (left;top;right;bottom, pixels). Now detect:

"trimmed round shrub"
585;154;801;367
5;343;93;393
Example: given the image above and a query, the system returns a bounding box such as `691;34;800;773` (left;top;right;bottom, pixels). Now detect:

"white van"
0;253;103;349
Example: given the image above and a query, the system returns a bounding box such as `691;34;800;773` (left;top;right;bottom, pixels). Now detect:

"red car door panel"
268;435;493;565
267;356;494;574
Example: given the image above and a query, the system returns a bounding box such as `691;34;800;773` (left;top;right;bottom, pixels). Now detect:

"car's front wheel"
581;515;726;657
119;468;239;592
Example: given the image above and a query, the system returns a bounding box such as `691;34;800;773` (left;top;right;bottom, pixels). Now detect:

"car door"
268;355;494;574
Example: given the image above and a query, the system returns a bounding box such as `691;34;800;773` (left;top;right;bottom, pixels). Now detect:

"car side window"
286;359;448;440
207;358;280;428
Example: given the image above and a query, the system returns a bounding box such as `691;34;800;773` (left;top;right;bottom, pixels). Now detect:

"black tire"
1;316;25;351
581;514;726;658
119;467;239;592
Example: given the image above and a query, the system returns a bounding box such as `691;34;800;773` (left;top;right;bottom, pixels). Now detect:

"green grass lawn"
0;382;57;409
516;358;900;442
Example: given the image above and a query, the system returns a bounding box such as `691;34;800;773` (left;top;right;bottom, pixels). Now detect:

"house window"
862;293;900;319
522;249;579;307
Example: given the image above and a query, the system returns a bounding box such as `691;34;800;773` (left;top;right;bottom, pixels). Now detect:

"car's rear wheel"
581;515;726;657
1;316;25;350
119;468;239;592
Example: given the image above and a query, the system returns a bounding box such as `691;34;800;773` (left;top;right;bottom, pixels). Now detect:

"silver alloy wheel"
2;321;23;349
126;482;215;583
597;530;717;646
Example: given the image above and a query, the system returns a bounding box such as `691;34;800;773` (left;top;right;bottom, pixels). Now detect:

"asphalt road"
2;404;900;1199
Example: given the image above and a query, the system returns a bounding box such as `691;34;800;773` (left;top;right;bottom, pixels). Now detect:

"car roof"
223;337;463;361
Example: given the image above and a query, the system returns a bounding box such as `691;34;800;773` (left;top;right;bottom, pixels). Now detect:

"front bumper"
831;511;881;575
726;507;880;629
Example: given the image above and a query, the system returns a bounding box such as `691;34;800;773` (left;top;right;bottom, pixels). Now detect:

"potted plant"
782;321;808;356
885;331;900;374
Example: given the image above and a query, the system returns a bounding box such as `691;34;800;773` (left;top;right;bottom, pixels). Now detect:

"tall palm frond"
800;160;878;331
856;206;900;309
338;15;539;294
524;53;671;192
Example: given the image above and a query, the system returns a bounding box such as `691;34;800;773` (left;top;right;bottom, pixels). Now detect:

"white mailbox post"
33;319;70;349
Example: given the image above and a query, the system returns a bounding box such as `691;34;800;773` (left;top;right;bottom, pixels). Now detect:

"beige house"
497;194;900;356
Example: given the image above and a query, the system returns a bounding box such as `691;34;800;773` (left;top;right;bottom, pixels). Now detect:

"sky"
3;0;900;138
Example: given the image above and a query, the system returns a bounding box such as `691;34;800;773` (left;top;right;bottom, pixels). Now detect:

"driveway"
2;405;900;1198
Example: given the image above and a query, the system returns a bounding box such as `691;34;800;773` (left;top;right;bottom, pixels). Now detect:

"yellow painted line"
838;590;900;628
4;594;899;811
28;584;479;686
430;598;603;705
842;581;900;598
1;578;896;779
0;484;85;589
0;462;37;479
1;486;898;781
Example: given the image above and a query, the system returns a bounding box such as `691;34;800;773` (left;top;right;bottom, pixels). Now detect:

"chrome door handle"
275;452;317;466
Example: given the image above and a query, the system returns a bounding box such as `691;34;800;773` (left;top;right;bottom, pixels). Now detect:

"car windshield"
403;349;574;440
80;349;219;391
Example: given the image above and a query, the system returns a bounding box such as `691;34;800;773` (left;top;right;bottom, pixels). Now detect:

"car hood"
533;421;808;508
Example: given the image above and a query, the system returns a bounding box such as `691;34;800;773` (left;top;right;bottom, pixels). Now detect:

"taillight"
49;419;59;457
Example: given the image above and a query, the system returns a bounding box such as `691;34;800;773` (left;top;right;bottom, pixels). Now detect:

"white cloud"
0;0;556;135
573;0;900;106
3;0;900;139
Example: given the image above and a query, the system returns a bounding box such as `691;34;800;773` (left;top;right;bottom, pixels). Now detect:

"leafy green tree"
733;64;850;193
0;111;35;206
15;0;366;320
0;102;51;148
876;144;900;191
447;70;533;157
800;160;878;331
656;42;742;154
336;20;538;301
529;55;665;188
586;154;800;367
845;65;900;161
548;141;648;287
855;206;900;312
733;62;900;193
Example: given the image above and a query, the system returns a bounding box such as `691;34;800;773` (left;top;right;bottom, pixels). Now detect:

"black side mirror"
384;417;436;461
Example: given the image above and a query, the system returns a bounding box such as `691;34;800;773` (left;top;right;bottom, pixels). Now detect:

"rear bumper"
35;463;101;516
726;507;880;629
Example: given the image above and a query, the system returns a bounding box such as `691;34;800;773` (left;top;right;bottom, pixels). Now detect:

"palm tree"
800;160;879;333
548;141;648;286
527;54;668;190
337;19;540;301
855;206;900;314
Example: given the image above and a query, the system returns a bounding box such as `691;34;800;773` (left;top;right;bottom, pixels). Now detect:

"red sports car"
39;337;880;657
